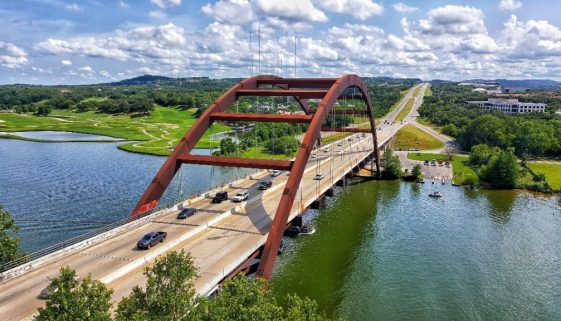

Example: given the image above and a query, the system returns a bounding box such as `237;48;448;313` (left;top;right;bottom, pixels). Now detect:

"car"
348;137;353;141
259;181;273;190
137;231;167;250
311;153;317;159
361;133;366;137
232;191;249;202
313;173;324;180
323;148;330;153
271;170;281;177
177;207;196;219
337;142;343;146
424;160;429;165
212;191;228;203
39;275;80;299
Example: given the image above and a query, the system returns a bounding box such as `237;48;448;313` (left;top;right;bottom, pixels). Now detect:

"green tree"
380;148;402;179
411;164;423;180
469;144;500;166
35;104;52;116
441;124;458;137
35;267;113;321
116;250;198;321
0;205;23;267
481;148;519;188
194;276;328;321
219;138;237;155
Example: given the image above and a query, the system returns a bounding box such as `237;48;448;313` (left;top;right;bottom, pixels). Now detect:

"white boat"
429;191;443;198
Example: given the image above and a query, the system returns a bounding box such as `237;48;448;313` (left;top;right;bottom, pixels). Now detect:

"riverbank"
0;107;230;156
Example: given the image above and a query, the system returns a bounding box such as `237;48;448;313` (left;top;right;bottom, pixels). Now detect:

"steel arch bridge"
132;74;381;280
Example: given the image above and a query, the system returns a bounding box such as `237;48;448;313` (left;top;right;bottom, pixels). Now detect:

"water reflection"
484;189;517;223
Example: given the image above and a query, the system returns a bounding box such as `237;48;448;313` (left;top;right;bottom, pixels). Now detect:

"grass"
394;98;414;122
412;86;421;97
528;162;561;190
424;85;433;97
240;146;294;160
322;132;351;145
407;152;478;184
395;124;444;150
0;107;230;156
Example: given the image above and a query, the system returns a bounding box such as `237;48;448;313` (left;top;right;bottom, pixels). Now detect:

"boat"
429;191;443;198
416;180;425;184
284;224;316;237
452;183;460;187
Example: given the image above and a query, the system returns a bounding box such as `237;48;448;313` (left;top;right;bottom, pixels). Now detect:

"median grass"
395;124;444;150
387;89;409;114
407;152;477;185
412;86;421;97
0;107;230;156
394;98;414;122
527;162;561;190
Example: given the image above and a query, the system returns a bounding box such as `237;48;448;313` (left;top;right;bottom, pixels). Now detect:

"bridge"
0;75;427;321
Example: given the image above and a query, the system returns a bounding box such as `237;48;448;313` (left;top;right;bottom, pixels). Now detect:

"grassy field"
395;124;444;150
387;89;410;115
0;107;229;156
394;98;414;122
412;86;421;97
528;162;561;190
407;153;478;184
424;85;433;97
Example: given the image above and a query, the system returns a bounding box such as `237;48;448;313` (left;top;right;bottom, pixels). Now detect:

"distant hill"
461;78;561;89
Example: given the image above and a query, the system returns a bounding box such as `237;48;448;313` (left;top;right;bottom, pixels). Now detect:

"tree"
35;104;52;116
441;124;458;137
35;267;113;321
194;276;328;321
411;164;423;180
219;138;237;155
481;148;519;188
380;148;402;179
0;205;23;267
116;250;198;321
469;144;500;166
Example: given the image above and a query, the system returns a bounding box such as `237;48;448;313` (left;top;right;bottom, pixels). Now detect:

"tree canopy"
0;205;23;267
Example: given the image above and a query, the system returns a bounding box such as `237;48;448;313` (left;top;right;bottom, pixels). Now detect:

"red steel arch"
131;74;381;279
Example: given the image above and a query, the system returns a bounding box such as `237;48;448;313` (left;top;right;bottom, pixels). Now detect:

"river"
0;133;253;252
271;180;561;321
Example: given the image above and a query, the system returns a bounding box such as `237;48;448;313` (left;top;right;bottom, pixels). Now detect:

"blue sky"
1;0;561;84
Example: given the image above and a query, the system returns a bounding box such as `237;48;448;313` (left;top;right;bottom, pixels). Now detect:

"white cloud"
119;1;130;9
202;0;254;25
499;0;522;11
316;0;384;20
150;0;181;9
65;3;84;13
79;66;93;73
252;0;327;23
501;14;561;58
392;2;418;14
0;42;28;69
61;59;72;65
419;5;486;36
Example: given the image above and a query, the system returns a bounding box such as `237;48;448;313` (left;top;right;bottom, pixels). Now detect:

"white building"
466;98;546;114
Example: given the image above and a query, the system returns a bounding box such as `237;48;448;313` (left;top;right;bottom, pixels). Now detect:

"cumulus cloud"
0;42;29;69
202;0;254;25
501;14;561;58
61;59;72;65
35;23;187;61
150;0;181;9
392;2;418;14
252;0;327;23
119;1;130;9
499;0;522;11
316;0;384;20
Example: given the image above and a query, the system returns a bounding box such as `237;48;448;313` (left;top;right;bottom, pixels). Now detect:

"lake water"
5;131;125;141
271;180;561;321
0;136;253;252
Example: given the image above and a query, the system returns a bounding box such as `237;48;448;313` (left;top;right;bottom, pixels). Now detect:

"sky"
1;0;561;84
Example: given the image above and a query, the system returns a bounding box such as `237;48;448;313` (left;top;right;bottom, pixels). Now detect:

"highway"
0;83;427;321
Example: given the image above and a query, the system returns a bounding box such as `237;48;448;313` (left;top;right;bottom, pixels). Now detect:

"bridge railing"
0;195;188;274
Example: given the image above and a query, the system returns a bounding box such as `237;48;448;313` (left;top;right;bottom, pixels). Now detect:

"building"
466;98;546;114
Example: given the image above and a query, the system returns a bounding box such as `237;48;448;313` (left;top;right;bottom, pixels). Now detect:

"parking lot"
397;151;453;181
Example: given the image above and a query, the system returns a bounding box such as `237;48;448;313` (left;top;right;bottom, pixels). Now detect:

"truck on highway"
137;231;167;249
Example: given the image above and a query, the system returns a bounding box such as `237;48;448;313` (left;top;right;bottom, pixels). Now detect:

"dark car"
137;231;167;249
259;181;273;190
177;207;196;219
212;191;228;203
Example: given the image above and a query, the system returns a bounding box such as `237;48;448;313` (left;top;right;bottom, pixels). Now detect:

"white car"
232;191;249;202
337;142;343;146
271;170;281;177
313;173;324;180
323;148;330;153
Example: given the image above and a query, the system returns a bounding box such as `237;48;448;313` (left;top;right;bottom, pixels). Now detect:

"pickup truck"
137;231;167;249
212;191;228;203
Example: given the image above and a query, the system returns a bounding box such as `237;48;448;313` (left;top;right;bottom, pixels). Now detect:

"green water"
271;181;561;321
